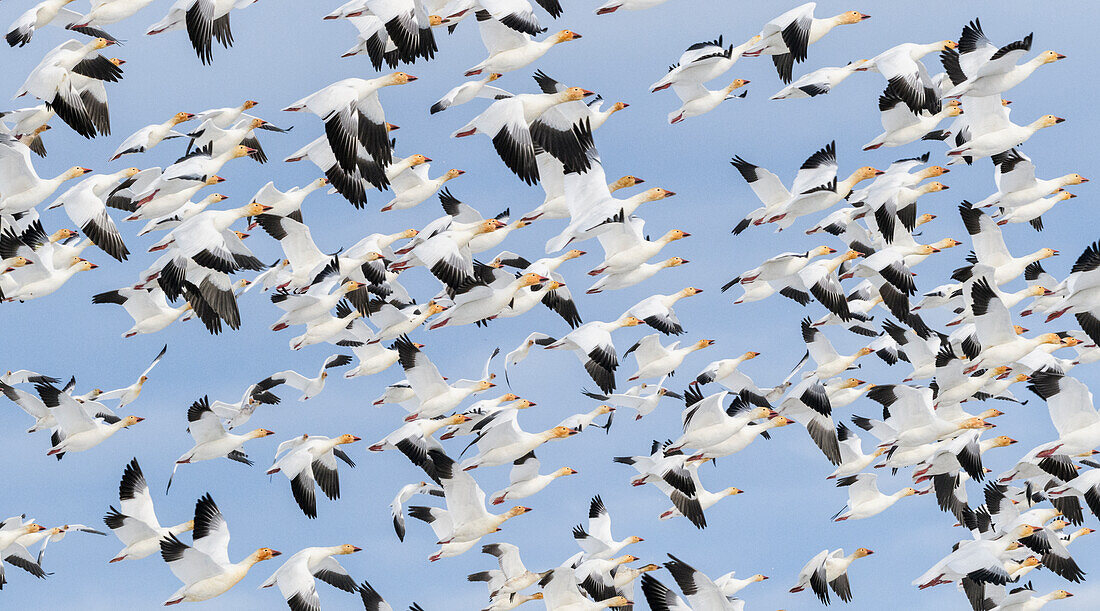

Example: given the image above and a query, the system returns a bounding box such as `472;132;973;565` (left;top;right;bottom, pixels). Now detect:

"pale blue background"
1;1;1098;609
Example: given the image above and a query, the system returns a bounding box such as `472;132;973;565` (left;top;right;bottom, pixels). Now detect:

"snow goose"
420;456;533;551
863;87;963;150
19;523;105;569
725;246;834;287
522;156;642;222
145;0;262;64
104;458;194;563
913;524;1038;589
832;473;920;521
655;465;743;528
381;166;464;211
868;40;957;112
369;414;469;482
389;218;506;289
667;78;748;124
147;200;268;272
801;318;873;378
0;518;47;586
451;82;593;184
396;340;496;420
542;315;643;392
3;255;98;302
588;215;689;277
120;175;225;223
586;257;686;294
693;352;777;403
49;168;140;261
266;434;359;518
96;344;166;408
0;136;91;215
160;494;280;604
355;0;439;64
652;34;759;92
946;110;1063;163
863;383;991;448
489;453;575;505
987;588;1074;611
135;193;229;236
596;0;668;14
430;272;547;328
269;281;367;332
1025;369;1100;460
390;481;444;541
44;386;142;456
167;396;274;491
431;73;511;114
687;412;792;462
467;542;543;599
654;555;742;610
546;158;675;252
288;301;366;351
942;19;1064;99
460;409;576;470
771;59;869;99
745;3;870;83
255;355;352;401
70;0;157;30
623;287;702;336
466;13;580;77
259;544;361;609
110;113;195;160
729;142;837;234
623;334;713;381
1045;242;1100;342
0;380;57;432
574;554;640;603
964;276;1060;372
187;117;276;163
770;162;883;230
958;202;1057;285
15;38;122;137
366;301;445;343
282;72;417;170
138;145;254;199
996;190;1075;229
668;387;772;451
827;423;886;479
790;547;873;604
540;566;631;609
6;0;96;47
440;395;531;440
527;71;629;168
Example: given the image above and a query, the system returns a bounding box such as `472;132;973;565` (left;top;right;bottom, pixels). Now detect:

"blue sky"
2;0;1100;609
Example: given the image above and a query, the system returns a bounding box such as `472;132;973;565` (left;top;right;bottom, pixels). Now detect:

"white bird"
104;458;194;563
255;354;352;401
266;433;360;518
489;452;576;505
145;0;263;64
667;78;749;124
95;344;167;408
168;396;274;491
624;334;714;381
790;547;874;605
159;494;281;605
744;2;871;83
390;481;443;542
259;544;361;610
431;73;512;114
832;473;921;521
771;59;869;99
110;112;195;160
